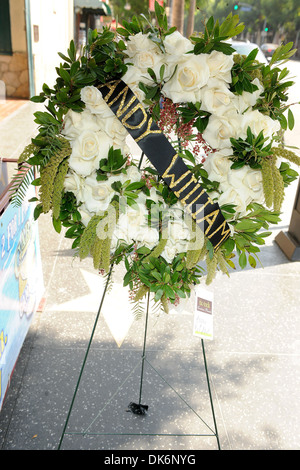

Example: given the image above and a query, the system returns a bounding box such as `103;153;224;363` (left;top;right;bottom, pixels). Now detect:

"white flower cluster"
62;85;192;263
122;31;281;218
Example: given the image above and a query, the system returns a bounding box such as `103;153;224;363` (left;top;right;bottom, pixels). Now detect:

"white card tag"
193;287;213;340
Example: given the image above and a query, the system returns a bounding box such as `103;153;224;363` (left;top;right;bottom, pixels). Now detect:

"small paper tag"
193;287;213;340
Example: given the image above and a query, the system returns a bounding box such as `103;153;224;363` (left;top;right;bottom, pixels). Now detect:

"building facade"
0;0;74;100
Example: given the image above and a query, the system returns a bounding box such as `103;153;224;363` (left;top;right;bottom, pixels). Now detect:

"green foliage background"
110;0;300;50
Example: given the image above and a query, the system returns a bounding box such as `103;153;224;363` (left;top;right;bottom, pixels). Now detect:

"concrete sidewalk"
0;101;299;450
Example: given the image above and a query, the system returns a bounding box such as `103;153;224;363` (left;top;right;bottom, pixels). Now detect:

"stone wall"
0;52;29;99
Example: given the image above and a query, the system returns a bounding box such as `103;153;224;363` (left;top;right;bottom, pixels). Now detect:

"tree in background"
192;0;299;51
109;0;149;23
186;0;196;37
108;0;299;53
171;0;185;34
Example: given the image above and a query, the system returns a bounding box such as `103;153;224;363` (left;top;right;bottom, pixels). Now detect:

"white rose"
111;214;132;249
124;32;163;75
202;111;240;149
122;65;152;87
203;148;233;183
125;50;163;75
128;82;147;106
168;219;191;243
121;67;148;105
241;109;280;141
227;165;264;203
126;32;161;56
126;203;148;238
234;78;264;113
121;65;150;105
80;85;103;106
126;165;142;182
63;171;86;203
174;238;190;254
162;54;210;104
199;78;235;116
206;50;234;83
217;186;252;216
82;87;115;118
136;226;159;250
96;115;128;150
163;31;193;58
82;173;116;213
161;240;177;263
69;130;110;177
62;109;99;139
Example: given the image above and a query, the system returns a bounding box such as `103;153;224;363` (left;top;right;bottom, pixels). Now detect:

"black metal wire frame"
57;265;221;450
57;150;221;450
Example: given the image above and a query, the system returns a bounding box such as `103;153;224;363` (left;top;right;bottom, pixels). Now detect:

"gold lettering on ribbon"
207;220;231;250
121;102;148;130
135;116;162;143
162;155;189;189
100;80;134;118
100;80;230;250
203;210;220;235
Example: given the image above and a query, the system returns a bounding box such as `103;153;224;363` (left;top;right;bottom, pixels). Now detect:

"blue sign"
0;184;44;410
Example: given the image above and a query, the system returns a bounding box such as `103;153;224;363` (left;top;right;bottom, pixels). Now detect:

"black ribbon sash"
99;80;230;250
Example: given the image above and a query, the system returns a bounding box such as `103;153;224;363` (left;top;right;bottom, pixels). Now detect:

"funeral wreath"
11;2;300;315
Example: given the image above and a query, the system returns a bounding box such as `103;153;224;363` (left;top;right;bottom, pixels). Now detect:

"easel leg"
127;291;150;415
201;339;221;450
57;264;113;450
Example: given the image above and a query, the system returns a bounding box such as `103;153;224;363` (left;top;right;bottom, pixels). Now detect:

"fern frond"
9;163;35;207
131;298;146;320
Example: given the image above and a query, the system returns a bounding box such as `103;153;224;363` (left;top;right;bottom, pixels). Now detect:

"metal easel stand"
57;264;221;450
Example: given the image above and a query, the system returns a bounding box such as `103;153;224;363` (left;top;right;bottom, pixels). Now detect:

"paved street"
0;63;299;450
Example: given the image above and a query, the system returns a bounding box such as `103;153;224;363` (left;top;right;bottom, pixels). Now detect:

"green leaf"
239;251;247;269
58;65;71;84
68;39;76;62
151;271;162;282
206;239;214;259
30;94;46;103
288;109;295;130
58;52;72;63
31;177;41;186
52;216;62;233
154;288;164;301
235;219;261;232
116;27;130;37
164;285;175;300
248;254;256;268
223;237;235;254
125;181;145;191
